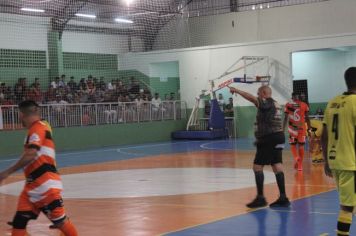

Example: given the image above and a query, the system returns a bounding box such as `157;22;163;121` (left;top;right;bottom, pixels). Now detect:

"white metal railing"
0;101;187;130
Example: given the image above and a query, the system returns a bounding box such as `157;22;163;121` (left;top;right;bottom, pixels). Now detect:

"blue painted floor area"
166;190;347;236
0;138;256;170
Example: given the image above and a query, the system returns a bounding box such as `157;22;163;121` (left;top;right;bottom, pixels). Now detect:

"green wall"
235;106;256;137
0;49;49;87
63;69;119;81
118;69;150;85
150;77;180;99
63;52;119;81
0;68;49;87
0;120;186;158
309;102;327;114
48;31;63;80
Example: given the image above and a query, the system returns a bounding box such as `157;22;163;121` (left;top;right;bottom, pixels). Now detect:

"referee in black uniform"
229;85;290;208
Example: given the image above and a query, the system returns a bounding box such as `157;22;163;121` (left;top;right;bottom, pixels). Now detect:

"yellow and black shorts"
333;170;356;207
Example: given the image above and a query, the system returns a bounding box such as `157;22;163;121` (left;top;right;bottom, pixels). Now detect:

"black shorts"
254;132;285;166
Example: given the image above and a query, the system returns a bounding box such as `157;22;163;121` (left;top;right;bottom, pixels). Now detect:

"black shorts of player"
254;132;285;166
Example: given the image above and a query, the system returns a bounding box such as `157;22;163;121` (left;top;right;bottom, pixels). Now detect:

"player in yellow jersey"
309;119;323;163
322;67;356;236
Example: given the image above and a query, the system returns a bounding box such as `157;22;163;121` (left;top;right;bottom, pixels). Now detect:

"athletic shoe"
246;196;267;208
269;197;291;208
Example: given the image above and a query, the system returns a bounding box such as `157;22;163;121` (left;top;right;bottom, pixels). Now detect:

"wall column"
47;31;63;81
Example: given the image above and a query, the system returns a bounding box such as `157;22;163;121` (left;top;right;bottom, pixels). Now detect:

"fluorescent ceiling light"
260;5;263;9
252;5;256;10
115;18;133;24
21;8;45;13
125;0;134;6
75;13;96;19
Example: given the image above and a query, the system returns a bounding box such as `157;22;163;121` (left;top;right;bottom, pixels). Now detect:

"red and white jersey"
285;100;309;134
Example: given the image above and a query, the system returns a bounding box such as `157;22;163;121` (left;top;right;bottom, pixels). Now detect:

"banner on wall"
0;107;3;130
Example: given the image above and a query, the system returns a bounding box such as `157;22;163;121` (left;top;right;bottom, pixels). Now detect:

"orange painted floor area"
0;150;335;236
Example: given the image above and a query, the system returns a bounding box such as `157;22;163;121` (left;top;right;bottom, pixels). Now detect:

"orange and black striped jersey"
23;120;62;203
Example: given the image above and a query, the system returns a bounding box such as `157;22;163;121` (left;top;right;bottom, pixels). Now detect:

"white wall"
62;31;129;54
153;0;356;49
0;13;49;51
345;48;356;67
149;61;179;78
119;32;356;108
0;13;145;56
153;17;191;51
292;50;348;103
62;20;145;54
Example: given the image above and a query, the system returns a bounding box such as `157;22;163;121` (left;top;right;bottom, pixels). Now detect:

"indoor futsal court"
1;0;356;235
0;139;345;235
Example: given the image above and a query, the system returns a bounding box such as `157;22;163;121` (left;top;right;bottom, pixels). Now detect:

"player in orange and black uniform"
284;92;311;171
0;100;77;236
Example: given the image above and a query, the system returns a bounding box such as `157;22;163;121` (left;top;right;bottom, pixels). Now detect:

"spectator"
50;77;60;89
50;95;68;126
164;94;169;101
99;77;106;90
224;97;234;117
128;77;140;95
27;84;42;104
93;77;99;89
67;76;77;91
79;78;86;91
151;93;163;120
44;86;56;103
78;91;88;103
218;93;225;111
87;78;95;94
169;92;175;101
107;79;116;91
31;78;40;88
0;83;6;101
59;74;66;87
151;93;162;110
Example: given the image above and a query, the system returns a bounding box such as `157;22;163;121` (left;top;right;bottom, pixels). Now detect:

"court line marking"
158;189;337;236
200;140;235;151
271;210;337;215
0;140;210;163
309;211;337;215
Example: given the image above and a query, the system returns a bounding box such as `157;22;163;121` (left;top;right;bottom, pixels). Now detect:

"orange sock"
11;229;27;236
58;219;78;236
290;145;298;161
298;145;305;162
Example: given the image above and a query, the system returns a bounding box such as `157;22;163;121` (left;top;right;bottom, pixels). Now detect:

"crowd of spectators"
0;75;177;106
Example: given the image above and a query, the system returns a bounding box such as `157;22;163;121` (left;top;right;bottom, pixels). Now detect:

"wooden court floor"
0;141;336;236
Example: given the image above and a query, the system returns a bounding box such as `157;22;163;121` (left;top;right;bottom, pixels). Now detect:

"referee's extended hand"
228;86;237;94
